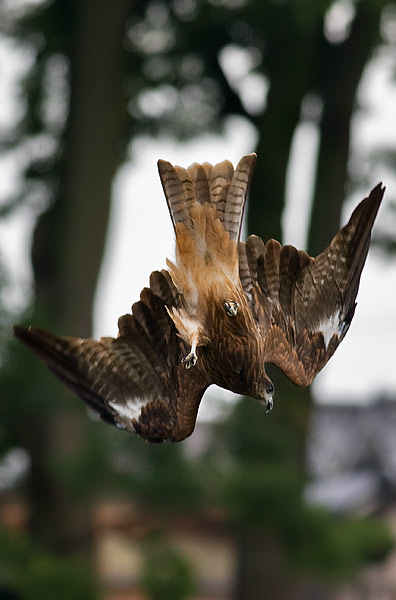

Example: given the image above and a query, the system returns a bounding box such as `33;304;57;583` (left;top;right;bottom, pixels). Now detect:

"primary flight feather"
13;154;384;442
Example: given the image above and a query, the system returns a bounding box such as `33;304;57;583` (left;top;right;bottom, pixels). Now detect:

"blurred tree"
125;0;392;598
139;534;197;600
241;2;388;597
307;0;387;253
0;527;99;599
0;0;133;555
0;0;394;598
127;0;391;596
210;398;393;599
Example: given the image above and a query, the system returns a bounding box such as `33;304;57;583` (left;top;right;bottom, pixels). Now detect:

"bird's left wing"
239;183;384;387
14;270;210;442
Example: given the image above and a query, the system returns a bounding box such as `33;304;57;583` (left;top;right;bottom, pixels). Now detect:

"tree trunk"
26;0;131;553
249;23;320;243
239;21;320;600
308;0;385;255
240;3;385;598
234;529;288;600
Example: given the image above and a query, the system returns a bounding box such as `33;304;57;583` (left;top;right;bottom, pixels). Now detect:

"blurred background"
0;0;396;598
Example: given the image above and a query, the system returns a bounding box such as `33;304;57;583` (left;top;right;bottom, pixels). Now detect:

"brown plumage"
13;154;384;442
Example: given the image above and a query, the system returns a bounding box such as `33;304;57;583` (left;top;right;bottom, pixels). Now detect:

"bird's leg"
224;300;239;317
181;334;198;369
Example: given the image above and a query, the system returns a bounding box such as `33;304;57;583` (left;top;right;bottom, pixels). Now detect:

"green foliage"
217;395;297;464
115;438;205;514
139;534;196;600
211;396;394;581
223;463;302;528
0;528;99;600
287;509;394;579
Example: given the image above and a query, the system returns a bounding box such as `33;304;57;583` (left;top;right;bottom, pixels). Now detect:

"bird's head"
254;378;274;413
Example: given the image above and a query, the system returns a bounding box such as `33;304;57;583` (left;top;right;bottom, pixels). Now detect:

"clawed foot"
224;300;239;317
181;350;197;369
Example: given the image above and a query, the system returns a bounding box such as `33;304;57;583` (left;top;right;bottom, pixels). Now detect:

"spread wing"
239;183;385;386
13;270;210;442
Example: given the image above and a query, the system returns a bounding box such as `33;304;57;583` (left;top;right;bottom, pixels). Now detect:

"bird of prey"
13;154;384;442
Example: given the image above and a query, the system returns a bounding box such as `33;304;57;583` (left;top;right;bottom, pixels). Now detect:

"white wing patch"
317;309;343;349
109;397;149;425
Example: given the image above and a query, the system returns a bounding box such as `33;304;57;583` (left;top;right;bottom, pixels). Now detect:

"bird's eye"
266;382;274;394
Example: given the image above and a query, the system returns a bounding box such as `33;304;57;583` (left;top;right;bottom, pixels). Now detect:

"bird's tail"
158;153;257;243
158;154;257;301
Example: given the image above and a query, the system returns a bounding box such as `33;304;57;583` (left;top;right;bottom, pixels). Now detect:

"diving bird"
13;154;384;442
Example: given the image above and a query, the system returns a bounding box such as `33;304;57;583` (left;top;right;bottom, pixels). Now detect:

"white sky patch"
0;205;35;315
0;447;30;491
1;0;50;21
324;0;356;44
283;118;320;248
219;44;268;115
0;36;34;132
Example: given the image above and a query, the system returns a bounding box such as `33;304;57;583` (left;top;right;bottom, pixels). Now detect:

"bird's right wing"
14;270;210;442
239;183;384;387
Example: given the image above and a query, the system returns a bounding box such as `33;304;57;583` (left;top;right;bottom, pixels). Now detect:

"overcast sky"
94;44;396;407
0;26;395;415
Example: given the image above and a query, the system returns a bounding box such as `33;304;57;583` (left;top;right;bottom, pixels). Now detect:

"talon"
181;351;197;369
224;300;239;317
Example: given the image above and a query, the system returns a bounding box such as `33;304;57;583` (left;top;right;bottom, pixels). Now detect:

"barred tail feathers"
158;153;257;240
159;154;256;320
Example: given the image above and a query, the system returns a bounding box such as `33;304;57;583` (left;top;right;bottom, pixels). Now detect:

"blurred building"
306;395;396;515
305;395;396;600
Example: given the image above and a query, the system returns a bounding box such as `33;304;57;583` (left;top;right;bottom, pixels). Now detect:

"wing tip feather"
13;324;57;350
